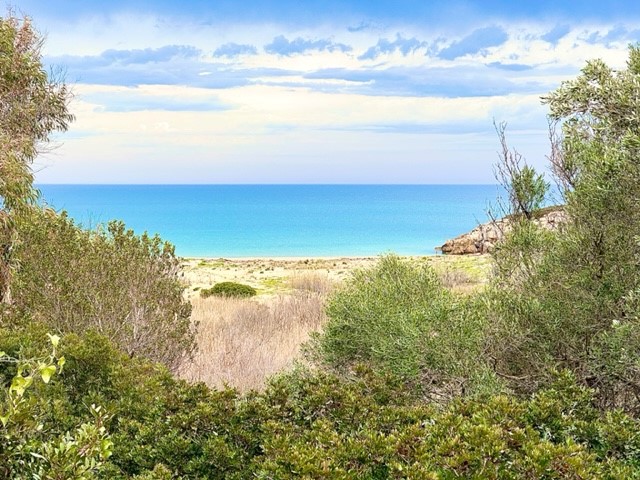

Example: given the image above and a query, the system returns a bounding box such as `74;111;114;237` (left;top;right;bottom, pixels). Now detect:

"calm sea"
36;185;501;257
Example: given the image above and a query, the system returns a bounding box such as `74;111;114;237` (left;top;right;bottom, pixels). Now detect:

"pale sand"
180;254;492;298
180;256;380;298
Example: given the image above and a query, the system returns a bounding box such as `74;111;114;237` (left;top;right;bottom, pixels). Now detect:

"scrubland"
178;255;490;390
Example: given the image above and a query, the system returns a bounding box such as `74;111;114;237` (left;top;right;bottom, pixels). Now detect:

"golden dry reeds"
179;272;332;391
288;271;333;296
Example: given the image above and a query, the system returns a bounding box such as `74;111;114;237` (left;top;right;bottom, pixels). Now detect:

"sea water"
37;184;501;257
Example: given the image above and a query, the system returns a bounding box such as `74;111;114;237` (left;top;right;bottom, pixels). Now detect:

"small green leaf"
47;333;61;347
0;351;6;358
10;375;33;397
57;356;66;370
0;414;9;427
40;365;56;384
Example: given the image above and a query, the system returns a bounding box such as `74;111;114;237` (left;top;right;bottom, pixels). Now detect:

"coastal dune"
179;255;492;390
181;256;378;298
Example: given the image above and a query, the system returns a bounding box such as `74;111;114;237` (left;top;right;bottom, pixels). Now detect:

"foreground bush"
311;255;496;398
200;281;257;298
0;331;112;478
10;208;194;371
252;369;640;479
3;327;638;479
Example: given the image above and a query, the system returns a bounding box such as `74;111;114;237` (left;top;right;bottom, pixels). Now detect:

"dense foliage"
311;255;497;399
9;208;195;372
2;329;640;478
0;332;112;478
483;45;640;412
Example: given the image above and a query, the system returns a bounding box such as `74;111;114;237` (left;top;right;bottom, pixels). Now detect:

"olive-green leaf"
40;365;56;384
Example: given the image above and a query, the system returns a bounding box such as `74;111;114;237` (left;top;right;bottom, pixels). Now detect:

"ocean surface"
37;184;502;258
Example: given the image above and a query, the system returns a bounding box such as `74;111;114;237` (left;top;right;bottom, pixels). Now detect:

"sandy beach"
181;256;378;298
181;254;492;298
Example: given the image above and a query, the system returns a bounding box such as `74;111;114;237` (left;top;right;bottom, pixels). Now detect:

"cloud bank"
28;2;640;183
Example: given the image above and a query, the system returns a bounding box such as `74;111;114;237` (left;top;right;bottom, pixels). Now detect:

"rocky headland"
438;206;566;255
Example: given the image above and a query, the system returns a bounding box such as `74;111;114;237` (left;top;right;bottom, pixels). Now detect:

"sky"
15;0;640;184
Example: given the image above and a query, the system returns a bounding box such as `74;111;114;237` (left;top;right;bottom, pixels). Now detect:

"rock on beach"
439;207;566;255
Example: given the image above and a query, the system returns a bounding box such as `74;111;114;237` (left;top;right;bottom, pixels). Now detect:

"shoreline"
181;254;436;261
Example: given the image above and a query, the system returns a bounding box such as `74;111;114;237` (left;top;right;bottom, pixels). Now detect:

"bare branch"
492;120;548;221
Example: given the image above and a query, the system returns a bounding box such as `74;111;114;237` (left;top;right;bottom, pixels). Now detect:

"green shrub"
248;367;640;479
310;255;495;397
3;326;639;479
0;332;112;479
0;324;252;479
200;281;257;298
11;208;195;372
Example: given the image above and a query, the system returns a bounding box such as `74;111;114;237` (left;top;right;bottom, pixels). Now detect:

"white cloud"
32;13;638;183
36;82;549;184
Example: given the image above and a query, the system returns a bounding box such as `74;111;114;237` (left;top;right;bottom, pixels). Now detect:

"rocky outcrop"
438;207;567;255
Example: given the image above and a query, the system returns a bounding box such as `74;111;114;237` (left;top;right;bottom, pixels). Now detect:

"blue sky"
16;0;640;183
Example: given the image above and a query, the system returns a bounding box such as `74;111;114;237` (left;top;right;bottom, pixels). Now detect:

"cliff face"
438;207;566;255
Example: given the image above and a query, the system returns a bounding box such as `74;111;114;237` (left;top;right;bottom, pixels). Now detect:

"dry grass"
179;275;332;391
437;268;475;291
420;254;493;294
289;271;334;296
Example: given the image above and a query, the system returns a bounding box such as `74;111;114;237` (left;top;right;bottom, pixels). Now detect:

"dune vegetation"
3;11;640;479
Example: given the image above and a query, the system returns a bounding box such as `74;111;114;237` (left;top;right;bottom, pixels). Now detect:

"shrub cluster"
478;46;640;411
2;327;640;479
10;207;195;371
309;255;496;399
200;281;257;298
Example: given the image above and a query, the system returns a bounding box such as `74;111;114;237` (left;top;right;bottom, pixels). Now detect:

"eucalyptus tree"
0;12;73;304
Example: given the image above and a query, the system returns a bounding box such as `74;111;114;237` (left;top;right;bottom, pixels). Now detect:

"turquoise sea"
37;185;501;258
